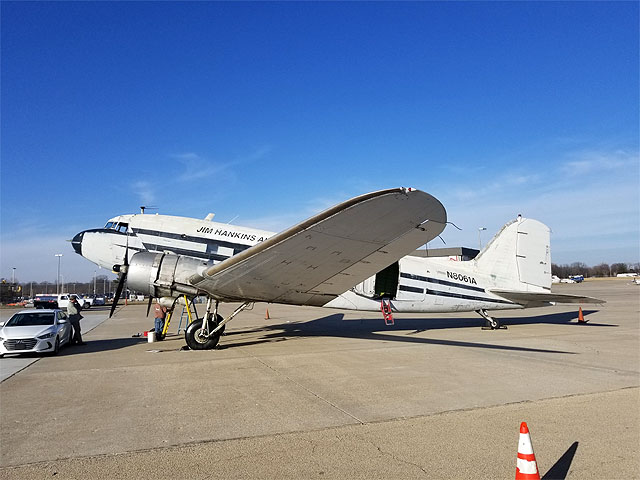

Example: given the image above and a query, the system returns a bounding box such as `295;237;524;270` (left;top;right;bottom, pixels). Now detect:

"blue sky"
1;1;638;282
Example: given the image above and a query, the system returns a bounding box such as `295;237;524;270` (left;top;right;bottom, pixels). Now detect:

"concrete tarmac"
1;279;638;479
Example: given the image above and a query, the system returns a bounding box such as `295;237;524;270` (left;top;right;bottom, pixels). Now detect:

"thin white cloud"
242;192;352;233
560;149;637;176
170;146;273;182
171;153;225;182
432;145;639;265
131;180;155;205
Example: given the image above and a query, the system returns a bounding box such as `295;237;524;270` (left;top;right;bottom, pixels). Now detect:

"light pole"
12;267;16;284
94;271;97;295
478;227;487;250
54;254;63;295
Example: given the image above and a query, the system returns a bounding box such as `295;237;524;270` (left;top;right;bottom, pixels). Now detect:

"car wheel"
52;337;60;356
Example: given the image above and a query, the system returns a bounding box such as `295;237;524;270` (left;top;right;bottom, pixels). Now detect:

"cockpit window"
103;222;128;232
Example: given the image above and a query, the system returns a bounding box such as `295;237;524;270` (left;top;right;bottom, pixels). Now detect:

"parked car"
33;295;59;309
92;295;106;306
57;294;90;310
79;295;93;308
0;309;72;357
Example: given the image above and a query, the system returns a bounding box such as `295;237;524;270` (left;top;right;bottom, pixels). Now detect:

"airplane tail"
475;217;552;291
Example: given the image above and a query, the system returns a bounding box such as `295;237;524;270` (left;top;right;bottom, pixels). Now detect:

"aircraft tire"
185;315;224;350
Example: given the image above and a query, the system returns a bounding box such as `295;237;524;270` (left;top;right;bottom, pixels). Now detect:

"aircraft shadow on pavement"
504;310;615;328
542;441;579;480
221;312;595;354
57;336;148;355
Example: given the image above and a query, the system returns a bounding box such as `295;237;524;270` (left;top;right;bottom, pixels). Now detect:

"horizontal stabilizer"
490;289;605;306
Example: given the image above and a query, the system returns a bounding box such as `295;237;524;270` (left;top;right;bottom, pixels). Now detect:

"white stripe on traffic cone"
516;422;540;480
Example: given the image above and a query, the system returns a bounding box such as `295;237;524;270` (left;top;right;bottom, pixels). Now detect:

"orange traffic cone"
265;308;270;320
516;422;540;480
578;307;587;324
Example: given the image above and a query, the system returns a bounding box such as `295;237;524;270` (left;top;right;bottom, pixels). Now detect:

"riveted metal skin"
127;252;210;298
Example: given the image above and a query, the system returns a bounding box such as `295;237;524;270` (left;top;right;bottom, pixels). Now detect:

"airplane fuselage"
72;213;274;272
71;191;603;349
327;255;523;313
73;212;554;315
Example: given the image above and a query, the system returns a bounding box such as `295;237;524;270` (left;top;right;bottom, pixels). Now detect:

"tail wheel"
184;315;225;350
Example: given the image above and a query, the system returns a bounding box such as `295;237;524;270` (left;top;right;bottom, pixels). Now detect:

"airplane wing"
490;290;605;306
190;188;446;306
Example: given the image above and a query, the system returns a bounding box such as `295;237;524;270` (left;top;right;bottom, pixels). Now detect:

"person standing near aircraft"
153;299;167;339
67;296;85;345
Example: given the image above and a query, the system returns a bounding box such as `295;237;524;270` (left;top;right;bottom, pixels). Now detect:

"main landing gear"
184;298;252;350
476;309;507;330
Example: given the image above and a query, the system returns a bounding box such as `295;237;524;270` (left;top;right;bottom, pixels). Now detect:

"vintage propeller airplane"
71;187;603;350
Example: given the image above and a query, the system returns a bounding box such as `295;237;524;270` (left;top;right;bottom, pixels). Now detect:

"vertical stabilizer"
475;218;551;291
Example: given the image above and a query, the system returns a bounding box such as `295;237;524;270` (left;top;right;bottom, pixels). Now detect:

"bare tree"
610;263;629;276
591;263;610;277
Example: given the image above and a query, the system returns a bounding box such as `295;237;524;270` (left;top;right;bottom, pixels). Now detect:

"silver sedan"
0;309;72;357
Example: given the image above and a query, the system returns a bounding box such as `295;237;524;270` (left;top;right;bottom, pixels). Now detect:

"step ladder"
176;295;196;334
380;299;394;325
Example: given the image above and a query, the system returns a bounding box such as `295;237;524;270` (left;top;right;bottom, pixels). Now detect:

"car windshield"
5;312;55;327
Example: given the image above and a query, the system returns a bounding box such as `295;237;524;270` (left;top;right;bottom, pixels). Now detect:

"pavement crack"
246;353;365;425
366;439;429;475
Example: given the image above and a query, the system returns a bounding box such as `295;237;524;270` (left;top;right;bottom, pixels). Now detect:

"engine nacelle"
127;252;213;298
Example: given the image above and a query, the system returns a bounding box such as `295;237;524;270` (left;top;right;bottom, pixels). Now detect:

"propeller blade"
110;237;131;318
146;296;153;317
110;272;127;318
123;240;129;266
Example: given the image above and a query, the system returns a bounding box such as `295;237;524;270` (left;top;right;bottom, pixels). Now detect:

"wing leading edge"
190;188;447;306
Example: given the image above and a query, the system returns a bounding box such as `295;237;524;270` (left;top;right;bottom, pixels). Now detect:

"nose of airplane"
71;231;84;255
